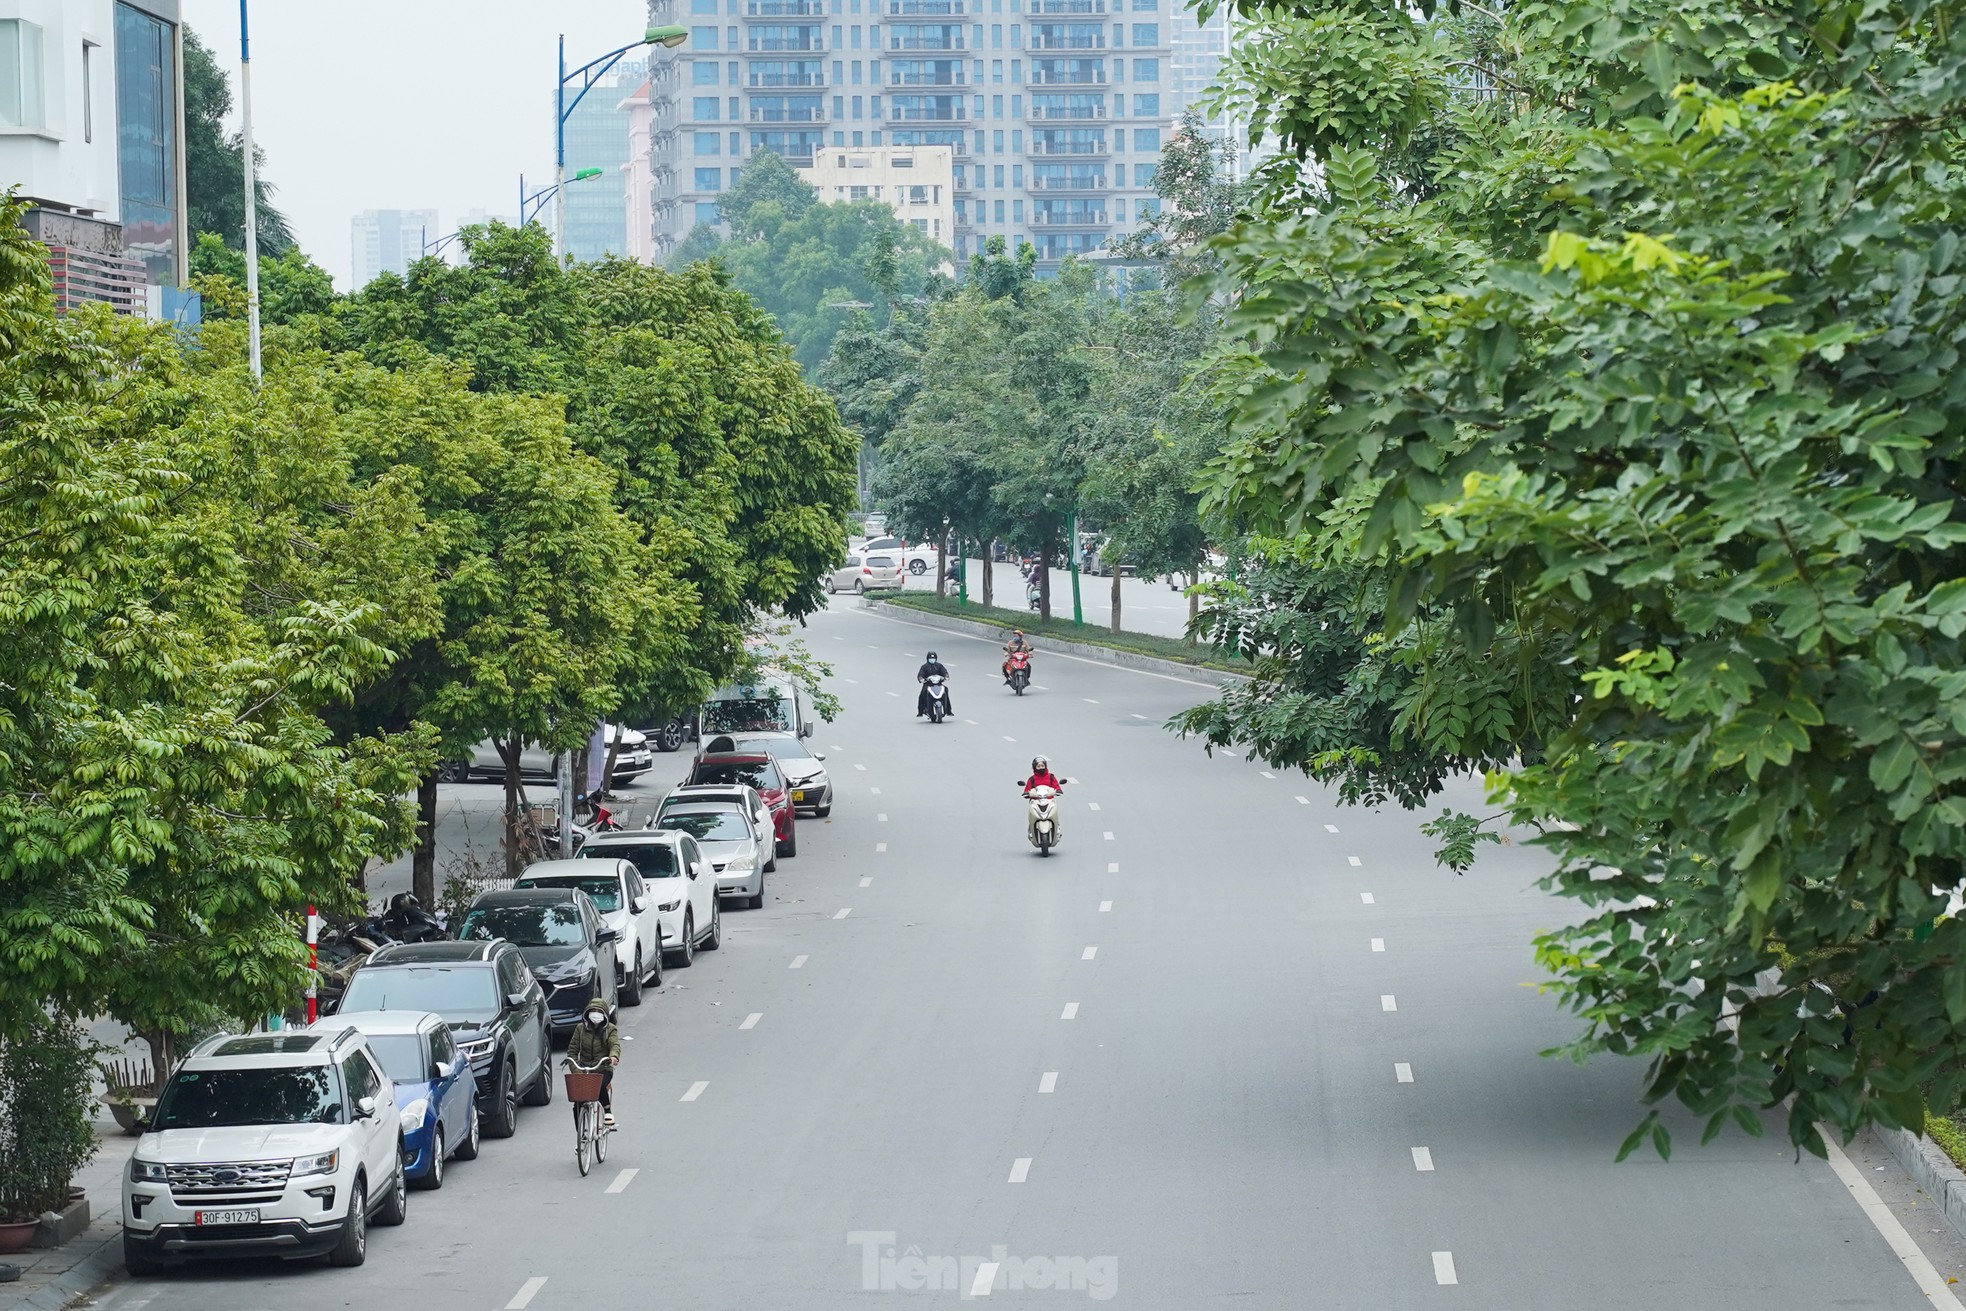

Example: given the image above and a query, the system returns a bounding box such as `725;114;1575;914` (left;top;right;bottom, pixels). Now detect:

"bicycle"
564;1058;615;1176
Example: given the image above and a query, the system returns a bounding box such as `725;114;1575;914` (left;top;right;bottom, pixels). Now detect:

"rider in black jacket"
916;652;952;717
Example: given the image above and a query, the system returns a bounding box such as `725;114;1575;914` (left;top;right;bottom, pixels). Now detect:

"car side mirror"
596;927;620;945
631;897;647;913
687;865;699;880
505;991;529;1011
132;1108;154;1132
800;723;813;738
355;1096;378;1120
434;1061;454;1080
815;753;826;761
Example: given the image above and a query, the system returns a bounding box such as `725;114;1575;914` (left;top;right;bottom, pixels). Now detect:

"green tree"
1190;0;1966;1155
183;27;295;256
716;148;818;237
187;232;336;324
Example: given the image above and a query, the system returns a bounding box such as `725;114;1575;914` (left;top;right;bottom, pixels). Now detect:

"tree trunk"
981;541;994;608
1111;564;1122;635
935;529;948;599
1039;535;1053;622
1187;571;1200;644
499;737;525;879
412;773;438;906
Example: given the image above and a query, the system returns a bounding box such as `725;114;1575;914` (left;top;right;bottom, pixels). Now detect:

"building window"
1133;0;1156;9
1132;57;1157;80
113;4;180;285
0;18;46;130
695;131;722;154
694;62;721;85
994;199;1004;222
852;25;863;47
1139;196;1161;216
1134;161;1156;185
853;94;863;117
1011;93;1021;115
1132;22;1158;45
993;129;1003;151
992;24;1003;47
696;202;723;224
1132;92;1158;115
694;0;720;11
992;94;1003;118
694;96;721;119
993;164;1004;186
692;25;720;48
1132;126;1158;149
1011;163;1022;186
1012;198;1023;221
696;167;724;189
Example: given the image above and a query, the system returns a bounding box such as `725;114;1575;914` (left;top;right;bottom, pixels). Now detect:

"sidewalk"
0;1126;133;1311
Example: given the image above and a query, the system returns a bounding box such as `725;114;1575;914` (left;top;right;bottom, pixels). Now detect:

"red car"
686;753;797;857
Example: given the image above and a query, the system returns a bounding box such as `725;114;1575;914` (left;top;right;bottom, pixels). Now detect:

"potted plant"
0;1016;99;1252
101;1055;162;1137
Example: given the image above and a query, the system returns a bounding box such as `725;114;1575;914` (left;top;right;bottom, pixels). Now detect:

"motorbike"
1023;781;1066;855
1006;649;1032;696
923;672;951;724
1026;581;1042;611
381;891;447;944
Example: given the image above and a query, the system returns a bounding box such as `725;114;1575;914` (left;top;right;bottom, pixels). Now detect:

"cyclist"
567;999;621;1127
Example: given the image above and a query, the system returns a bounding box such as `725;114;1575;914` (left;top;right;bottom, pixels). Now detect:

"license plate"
196;1208;260;1226
792;790;806;802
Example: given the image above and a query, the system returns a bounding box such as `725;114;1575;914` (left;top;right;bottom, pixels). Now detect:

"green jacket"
566;1013;620;1067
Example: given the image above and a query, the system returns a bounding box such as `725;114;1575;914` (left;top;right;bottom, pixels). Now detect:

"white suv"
123;1028;408;1273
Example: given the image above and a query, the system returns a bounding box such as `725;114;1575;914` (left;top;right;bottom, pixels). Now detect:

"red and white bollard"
304;904;319;1024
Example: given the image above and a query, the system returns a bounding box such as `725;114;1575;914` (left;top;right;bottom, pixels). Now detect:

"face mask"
586;1013;606;1027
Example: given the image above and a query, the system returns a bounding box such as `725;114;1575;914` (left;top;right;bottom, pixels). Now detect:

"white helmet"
1032;755;1049;772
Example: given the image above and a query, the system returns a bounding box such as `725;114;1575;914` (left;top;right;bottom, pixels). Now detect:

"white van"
700;677;814;740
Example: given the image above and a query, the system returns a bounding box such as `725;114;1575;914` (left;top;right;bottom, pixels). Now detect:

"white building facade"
800;144;954;247
350;208;438;287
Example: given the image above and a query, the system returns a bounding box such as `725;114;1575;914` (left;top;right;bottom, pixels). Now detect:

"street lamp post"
237;0;262;382
521;168;604;227
554;26;688;260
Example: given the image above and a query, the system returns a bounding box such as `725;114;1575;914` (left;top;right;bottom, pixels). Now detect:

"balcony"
1028;103;1105;119
892;35;966;49
889;0;968;11
1030;138;1108;155
751;107;825;120
747;0;826;12
1030;174;1107;189
1030;68;1104;84
892;71;965;84
750;72;826;86
1030;34;1103;49
750;37;823;50
890;105;966;119
1031;210;1108;227
1032;0;1105;11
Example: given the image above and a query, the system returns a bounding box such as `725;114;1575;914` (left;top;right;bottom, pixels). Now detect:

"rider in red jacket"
1022;757;1062;794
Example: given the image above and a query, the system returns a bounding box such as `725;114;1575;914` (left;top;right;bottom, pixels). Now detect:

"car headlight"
724;854;755;873
657;899;681;912
398;1099;430;1132
130;1158;168;1183
456;1037;494;1060
292;1150;340;1179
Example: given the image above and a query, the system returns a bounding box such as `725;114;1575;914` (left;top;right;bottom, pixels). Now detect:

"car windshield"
340;965;500;1019
361;1033;427;1084
692;760;780;792
520;873;623;910
459;903;586;947
658;808;753;842
580;843;679;879
737;737;813;762
703;697;792;734
154;1066;342;1129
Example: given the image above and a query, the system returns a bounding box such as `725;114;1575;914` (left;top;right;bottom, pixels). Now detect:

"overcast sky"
182;1;650;288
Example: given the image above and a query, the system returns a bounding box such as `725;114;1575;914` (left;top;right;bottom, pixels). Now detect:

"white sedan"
861;536;941;576
512;858;667;1005
574;831;723;970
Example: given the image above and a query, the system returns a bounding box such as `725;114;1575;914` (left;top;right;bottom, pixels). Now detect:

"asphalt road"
78;599;1952;1310
882;556;1200;640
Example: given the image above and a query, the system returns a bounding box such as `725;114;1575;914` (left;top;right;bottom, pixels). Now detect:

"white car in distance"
654;802;770;908
576;830;723;969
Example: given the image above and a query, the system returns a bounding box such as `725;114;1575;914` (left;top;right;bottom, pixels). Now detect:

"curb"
8;1223;120;1311
1877;1124;1966;1248
858;598;1249;689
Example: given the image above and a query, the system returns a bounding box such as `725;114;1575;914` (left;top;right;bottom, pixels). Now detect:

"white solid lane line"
1348;856;1363;866
1371;938;1386;952
831;744;845;753
1098;900;1112;912
1325;823;1339;833
885;691;899;697
1411;1147;1434;1172
605;1168;638;1194
1361;892;1375;904
1061;1002;1080;1020
1088;801;1101;810
1082;946;1098;960
1819;1124;1966;1306
506;1277;549;1310
1040;1071;1058;1093
876;842;887;852
1008;1157;1033;1184
1381;995;1398;1011
789;954;808;969
740;1012;762;1030
834;908;852;919
971;1262;1001;1297
1433;1252;1458;1285
681;1081;709;1102
1395;1063;1414;1083
859;876;872;887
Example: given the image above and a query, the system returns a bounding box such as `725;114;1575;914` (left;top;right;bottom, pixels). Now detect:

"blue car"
330;1009;480;1188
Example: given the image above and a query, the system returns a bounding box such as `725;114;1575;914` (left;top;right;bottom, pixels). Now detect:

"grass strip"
873;591;1247;673
1926;1110;1966;1172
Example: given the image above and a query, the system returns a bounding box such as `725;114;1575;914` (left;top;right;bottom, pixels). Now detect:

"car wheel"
436;759;469;783
453;1101;481;1161
674;910;696;967
327;1177;367;1267
909;558;927;575
123;1232;165;1277
376;1150;409;1224
486;1061;519;1138
622;948;645;1007
646;937;665;988
747;876;765;911
417;1128;445;1190
824;578;836;594
657;720;688;753
781;824;798;859
522;1050;554;1106
853;579;865;594
701;900;722;949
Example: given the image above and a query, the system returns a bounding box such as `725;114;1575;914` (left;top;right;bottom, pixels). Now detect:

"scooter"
1006;649;1032;696
1023;781;1066;856
923;673;951;724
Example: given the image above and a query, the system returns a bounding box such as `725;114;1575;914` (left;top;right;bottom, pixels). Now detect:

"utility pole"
238;0;262;382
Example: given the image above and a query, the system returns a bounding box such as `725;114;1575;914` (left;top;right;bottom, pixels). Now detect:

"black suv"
333;940;552;1139
457;888;619;1037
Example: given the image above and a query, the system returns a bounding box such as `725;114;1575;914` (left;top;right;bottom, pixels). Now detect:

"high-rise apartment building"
563;59;645;262
350;209;438;288
801;145;955;248
644;0;1177;267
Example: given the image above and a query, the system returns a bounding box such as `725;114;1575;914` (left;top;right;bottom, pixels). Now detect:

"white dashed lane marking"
740;1013;762;1030
971;1262;1000;1296
1412;1148;1434;1172
1008;1157;1033;1184
1061;1002;1080;1020
1381;995;1397;1012
1348;856;1362;866
1325;823;1340;833
1432;1252;1457;1285
859;876;872;887
1040;1072;1058;1093
1372;938;1386;952
1082;946;1098;961
834;908;852;920
605;1169;638;1193
789;955;808;969
1395;1063;1414;1084
1361;892;1375;905
506;1277;549;1309
680;1081;709;1102
1107;862;1118;872
1098;900;1112;912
